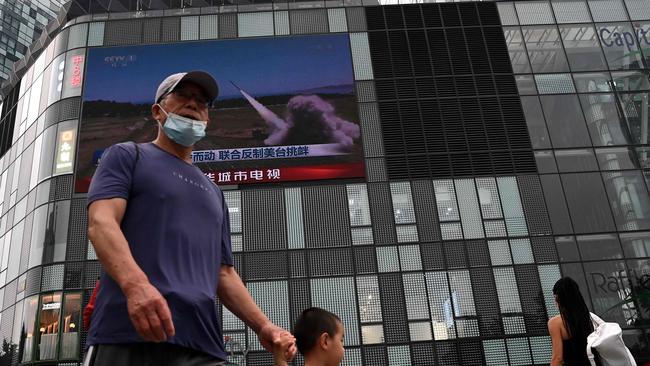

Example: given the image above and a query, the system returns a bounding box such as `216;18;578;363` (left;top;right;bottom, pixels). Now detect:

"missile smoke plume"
233;83;360;149
283;95;360;148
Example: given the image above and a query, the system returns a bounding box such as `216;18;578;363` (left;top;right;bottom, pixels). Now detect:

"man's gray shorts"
83;343;228;366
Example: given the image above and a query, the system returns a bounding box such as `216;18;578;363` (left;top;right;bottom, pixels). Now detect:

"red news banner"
204;162;364;185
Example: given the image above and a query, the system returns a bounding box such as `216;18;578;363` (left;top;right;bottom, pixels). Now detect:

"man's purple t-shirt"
86;142;233;360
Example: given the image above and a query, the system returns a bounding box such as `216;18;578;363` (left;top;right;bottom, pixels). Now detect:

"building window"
347;184;373;245
59;292;80;359
522;25;570;73
579;93;632;146
559;25;608;71
37;292;62;360
20;295;38;362
619;92;650;145
390;182;418;243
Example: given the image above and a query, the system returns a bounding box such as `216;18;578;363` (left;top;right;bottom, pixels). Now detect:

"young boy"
274;307;345;366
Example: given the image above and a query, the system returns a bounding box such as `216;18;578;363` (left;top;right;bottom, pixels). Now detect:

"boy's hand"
273;332;296;366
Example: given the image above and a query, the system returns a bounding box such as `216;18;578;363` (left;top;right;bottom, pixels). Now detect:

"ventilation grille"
367;3;534;180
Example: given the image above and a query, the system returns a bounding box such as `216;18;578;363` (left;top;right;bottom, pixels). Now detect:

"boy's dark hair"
293;307;341;355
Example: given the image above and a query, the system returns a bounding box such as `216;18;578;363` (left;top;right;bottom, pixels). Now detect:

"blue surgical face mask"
157;105;207;147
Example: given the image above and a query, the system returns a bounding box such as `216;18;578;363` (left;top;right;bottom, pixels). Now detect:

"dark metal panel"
379;273;409;343
244;251;288;281
302;185;351;248
470;267;502;336
290;9;328;34
514;265;548;335
367;182;396;245
104;19;142;45
517;175;552;236
66;198;88;261
308;248;353;277
242;189;287;251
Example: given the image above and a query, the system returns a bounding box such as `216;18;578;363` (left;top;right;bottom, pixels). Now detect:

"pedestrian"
84;71;296;365
548;277;594;366
274;307;344;366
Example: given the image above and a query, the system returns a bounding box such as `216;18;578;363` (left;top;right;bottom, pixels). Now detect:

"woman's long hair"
553;277;594;341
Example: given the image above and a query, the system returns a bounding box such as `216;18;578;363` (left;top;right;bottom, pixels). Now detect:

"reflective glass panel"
561;172;617;233
515;75;538;95
559;25;608;71
620;231;650;258
28;204;48;268
577;234;623;260
602;171;650;231
521;96;552;149
536;150;558;174
556;236;581;261
59;293;80;359
634;21;650;66
555;149;599;172
37;126;56;182
579;93;631;146
20;296;38;362
522;25;570;73
618;92;650;144
504;27;532;73
42;201;69;264
583;260;630;324
611;71;650;91
540;95;592;148
573;72;612;92
597;23;645;70
595;147;638;170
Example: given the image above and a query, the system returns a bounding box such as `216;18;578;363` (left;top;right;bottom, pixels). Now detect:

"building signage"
598;26;650;47
70;55;84;88
42;302;61;310
55;129;76;174
589;268;650;294
204;162;364;185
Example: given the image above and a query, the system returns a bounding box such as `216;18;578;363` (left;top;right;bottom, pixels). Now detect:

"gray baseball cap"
155;71;219;104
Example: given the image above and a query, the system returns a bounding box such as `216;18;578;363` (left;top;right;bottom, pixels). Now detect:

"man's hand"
258;323;297;361
123;281;175;342
272;332;296;366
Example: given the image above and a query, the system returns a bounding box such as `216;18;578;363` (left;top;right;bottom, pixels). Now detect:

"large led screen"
75;34;363;192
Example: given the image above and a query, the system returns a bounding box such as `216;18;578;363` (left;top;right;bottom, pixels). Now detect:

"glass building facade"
0;0;648;365
0;0;65;85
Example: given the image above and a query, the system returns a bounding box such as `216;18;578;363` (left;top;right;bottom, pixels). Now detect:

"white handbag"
586;313;637;366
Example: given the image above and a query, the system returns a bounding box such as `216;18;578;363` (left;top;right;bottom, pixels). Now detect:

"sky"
82;34;355;103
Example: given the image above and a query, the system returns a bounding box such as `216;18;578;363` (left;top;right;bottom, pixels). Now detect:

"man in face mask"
84;71;296;365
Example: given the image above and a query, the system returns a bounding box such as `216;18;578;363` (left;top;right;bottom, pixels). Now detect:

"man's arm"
87;198;175;342
217;265;296;359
